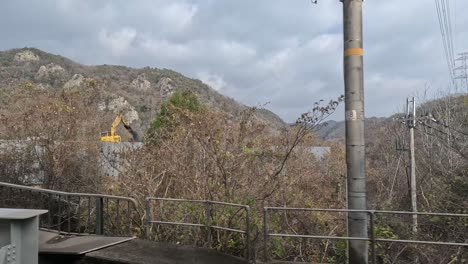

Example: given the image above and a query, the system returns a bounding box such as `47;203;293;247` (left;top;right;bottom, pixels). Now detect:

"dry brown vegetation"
0;81;107;191
0;81;466;263
105;92;346;259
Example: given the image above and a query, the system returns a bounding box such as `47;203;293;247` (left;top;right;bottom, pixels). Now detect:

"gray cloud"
1;0;467;121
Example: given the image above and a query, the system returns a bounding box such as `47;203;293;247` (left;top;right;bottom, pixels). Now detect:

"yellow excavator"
100;114;140;142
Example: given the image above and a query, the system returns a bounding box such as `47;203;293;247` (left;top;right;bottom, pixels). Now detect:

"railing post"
127;201;132;236
47;194;52;229
57;195;61;233
245;206;251;263
369;212;376;264
96;197;104;235
263;207;269;263
77;197;81;233
66;195;71;233
145;198;151;240
205;201;213;248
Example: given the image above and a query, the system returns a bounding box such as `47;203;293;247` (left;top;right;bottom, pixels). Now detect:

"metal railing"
0;181;138;237
146;197;251;263
263;207;468;263
2;180;467;263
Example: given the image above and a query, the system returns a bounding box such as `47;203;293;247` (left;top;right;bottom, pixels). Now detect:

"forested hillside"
0;48;285;140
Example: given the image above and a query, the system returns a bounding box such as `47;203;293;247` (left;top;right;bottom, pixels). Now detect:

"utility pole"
406;97;418;233
311;1;368;262
341;0;368;263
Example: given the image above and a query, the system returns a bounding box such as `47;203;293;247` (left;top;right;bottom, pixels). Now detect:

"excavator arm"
121;119;140;142
110;115;123;136
100;114;140;142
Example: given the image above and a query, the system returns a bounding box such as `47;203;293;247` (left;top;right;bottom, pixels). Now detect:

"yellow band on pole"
344;48;363;56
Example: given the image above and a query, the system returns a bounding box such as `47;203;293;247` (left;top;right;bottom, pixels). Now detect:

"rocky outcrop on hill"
14;50;40;62
36;63;66;80
156;77;175;97
130;74;151;91
64;74;86;89
103;97;139;124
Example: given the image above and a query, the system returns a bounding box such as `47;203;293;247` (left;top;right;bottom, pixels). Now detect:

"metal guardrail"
263;207;468;263
2;180;466;263
0;181;138;237
146;197;251;263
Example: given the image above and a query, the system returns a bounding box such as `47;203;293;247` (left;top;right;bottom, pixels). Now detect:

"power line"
429;118;468;137
446;0;455;62
442;0;455;66
454;0;458;50
435;0;456;84
419;121;450;136
441;1;453;64
420;121;468;161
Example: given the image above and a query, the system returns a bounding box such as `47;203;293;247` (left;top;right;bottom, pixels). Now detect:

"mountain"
316;93;468;141
315;120;346;140
316;117;390;141
0;48;286;137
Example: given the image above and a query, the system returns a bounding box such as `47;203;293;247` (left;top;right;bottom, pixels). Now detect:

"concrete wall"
0;140;143;182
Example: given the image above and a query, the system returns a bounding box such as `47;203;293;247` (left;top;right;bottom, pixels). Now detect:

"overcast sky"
1;0;467;121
